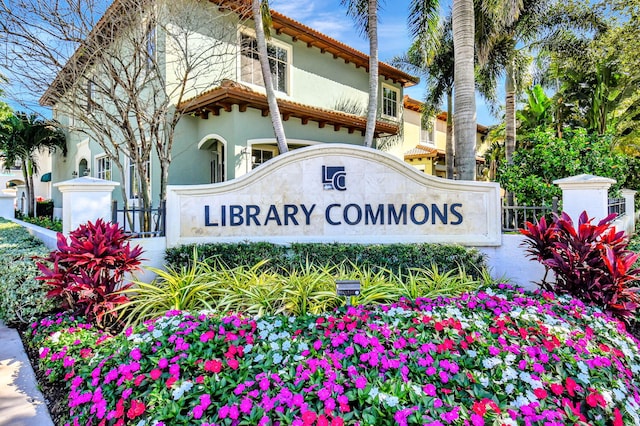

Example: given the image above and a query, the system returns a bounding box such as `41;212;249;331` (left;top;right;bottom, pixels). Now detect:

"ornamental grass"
29;285;640;426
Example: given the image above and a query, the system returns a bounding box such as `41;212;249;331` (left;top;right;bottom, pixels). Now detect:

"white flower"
482;357;502;369
50;331;61;343
172;380;193;400
505;383;515;394
514;395;530;407
498;415;518;425
137;420;146;426
152;329;162;339
577;362;589;374
526;390;538;402
369;387;379;399
502;367;518;381
386;395;399;407
272;353;283;364
480;376;489;388
254;354;265;363
467;350;477;358
613;388;626;402
270;341;280;350
281;340;291;352
577;373;590;384
504;353;516;365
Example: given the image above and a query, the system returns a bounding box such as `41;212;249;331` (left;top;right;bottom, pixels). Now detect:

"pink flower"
158;358;168;369
240;397;253;414
227;358;239;370
129;348;141;361
193;405;204;419
302;411;317;425
229;405;239;420
424;384;436;396
355;376;367;389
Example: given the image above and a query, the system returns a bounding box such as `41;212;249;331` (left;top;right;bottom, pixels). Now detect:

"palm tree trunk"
363;0;378;148
505;64;516;225
252;0;288;155
446;90;454;179
505;63;516;166
26;159;36;217
452;0;476;181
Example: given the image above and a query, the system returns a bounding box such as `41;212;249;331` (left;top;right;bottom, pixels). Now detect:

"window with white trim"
240;33;289;93
382;84;399;119
251;148;274;169
96;156;112;180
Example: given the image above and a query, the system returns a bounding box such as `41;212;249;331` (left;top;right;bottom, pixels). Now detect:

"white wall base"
477;234;548;292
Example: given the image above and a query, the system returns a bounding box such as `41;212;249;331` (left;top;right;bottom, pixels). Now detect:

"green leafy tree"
0;112;66;217
517;84;555;136
498;127;628;205
394;16;455;178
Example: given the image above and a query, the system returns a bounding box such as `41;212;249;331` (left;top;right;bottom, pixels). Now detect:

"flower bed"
29;285;640;426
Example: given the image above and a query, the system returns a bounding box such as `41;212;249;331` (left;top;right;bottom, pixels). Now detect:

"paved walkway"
0;320;54;426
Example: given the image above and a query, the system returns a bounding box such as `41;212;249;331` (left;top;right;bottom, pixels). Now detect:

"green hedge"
0;219;57;326
165;242;486;277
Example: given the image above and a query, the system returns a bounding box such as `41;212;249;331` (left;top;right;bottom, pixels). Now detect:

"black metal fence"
111;200;166;237
501;197;559;232
608;197;626;216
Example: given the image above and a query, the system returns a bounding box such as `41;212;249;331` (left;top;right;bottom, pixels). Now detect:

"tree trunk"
505;63;516;224
452;0;476;181
252;0;288;155
446;90;454;179
364;0;378;148
504;63;516;166
24;158;35;217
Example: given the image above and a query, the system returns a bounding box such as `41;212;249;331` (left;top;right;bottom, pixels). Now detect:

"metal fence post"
111;200;118;224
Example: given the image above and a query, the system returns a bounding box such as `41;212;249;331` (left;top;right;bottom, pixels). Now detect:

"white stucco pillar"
621;188;637;232
54;177;120;234
0;192;16;219
553;174;615;224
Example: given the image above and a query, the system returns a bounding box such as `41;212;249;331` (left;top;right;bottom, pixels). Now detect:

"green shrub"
0;218;57;326
165;242;486;278
19;215;62;232
119;256;486;327
35;199;54;218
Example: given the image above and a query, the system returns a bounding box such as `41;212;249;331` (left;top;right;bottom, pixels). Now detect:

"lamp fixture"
72;171;78;178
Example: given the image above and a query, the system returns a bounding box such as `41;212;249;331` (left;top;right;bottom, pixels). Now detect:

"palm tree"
0;112;66;217
342;0;440;148
251;0;288;155
340;0;378;148
395;16;455;178
451;0;477;180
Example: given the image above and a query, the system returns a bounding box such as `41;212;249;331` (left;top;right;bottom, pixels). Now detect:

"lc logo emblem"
322;166;346;191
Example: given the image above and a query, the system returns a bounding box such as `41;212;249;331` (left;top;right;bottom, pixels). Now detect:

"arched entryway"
197;135;227;183
79;158;89;177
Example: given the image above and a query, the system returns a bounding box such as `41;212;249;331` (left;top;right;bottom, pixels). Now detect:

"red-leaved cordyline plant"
36;219;144;329
521;210;640;321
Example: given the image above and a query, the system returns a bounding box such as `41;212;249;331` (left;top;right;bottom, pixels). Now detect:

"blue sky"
270;0;500;126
